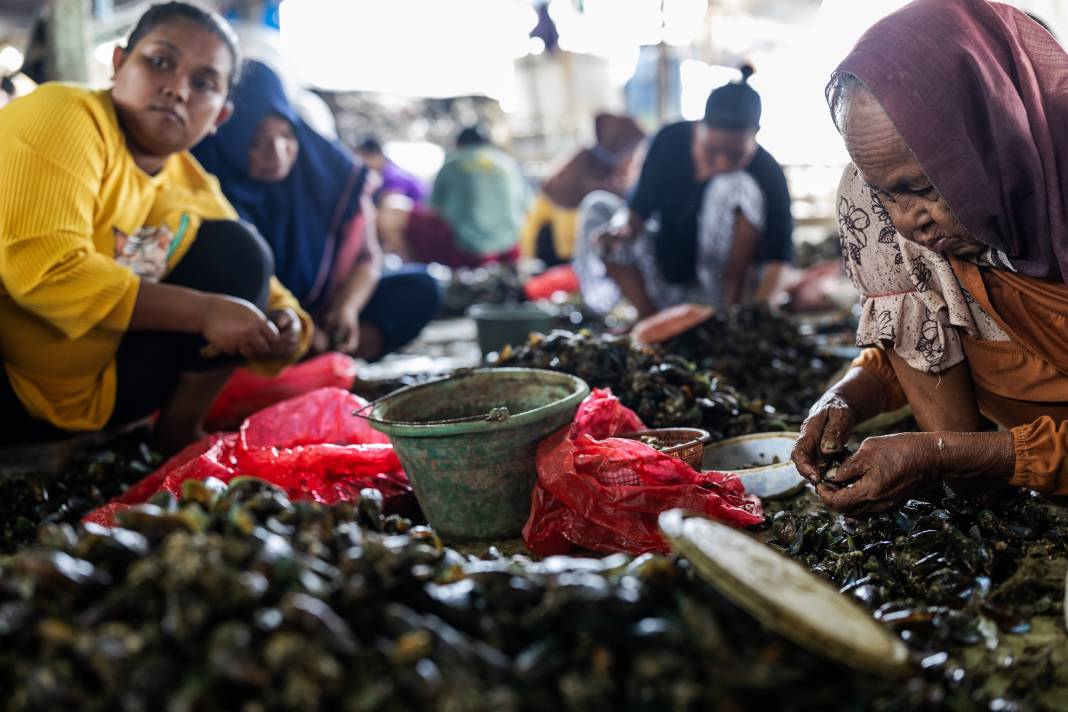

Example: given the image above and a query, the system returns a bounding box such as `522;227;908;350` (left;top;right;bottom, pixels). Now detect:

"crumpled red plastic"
523;388;763;556
568;387;645;441
523;264;580;301
204;352;358;431
85;387;411;527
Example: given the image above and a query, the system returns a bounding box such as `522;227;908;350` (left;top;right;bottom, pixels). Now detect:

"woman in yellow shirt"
0;2;311;452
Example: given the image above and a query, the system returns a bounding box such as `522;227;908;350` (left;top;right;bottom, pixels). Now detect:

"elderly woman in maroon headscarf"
519;113;645;265
791;0;1068;514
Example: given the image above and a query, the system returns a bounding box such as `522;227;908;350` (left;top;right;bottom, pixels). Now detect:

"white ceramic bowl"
702;432;806;500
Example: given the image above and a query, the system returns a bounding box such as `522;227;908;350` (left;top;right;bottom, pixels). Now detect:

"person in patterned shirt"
794;0;1068;514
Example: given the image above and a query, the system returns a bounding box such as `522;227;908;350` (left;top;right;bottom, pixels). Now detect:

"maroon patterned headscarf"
829;0;1068;284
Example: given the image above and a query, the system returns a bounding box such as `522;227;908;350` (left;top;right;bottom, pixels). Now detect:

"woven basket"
619;427;711;469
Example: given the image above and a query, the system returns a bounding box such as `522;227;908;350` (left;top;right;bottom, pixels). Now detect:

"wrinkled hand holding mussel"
815;447;854;490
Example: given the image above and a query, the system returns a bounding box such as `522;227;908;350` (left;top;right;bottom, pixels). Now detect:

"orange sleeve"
1009;416;1068;494
850;347;910;412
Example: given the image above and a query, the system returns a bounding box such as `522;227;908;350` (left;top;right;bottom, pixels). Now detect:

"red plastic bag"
568;388;645;440
85;387;411;527
204;352;359;431
523;264;580;301
238;385;388;452
523;389;763;556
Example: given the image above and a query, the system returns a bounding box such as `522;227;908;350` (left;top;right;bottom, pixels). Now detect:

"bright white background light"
383;140;446;182
662;0;710;47
680;60;739;121
93;40;120;67
0;46;24;74
751;0;912;166
279;0;537;103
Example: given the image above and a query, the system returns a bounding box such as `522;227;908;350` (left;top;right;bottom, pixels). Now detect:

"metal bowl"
702;432;806;499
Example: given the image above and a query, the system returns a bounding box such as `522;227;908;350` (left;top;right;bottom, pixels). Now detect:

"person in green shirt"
429;126;530;258
379;126;529;267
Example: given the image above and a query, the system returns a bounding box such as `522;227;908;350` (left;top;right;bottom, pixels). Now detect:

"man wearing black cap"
577;65;794;319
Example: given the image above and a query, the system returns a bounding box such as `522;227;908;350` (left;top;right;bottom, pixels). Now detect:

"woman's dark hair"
124;2;242;93
456;125;488;148
0;75;14;97
703;63;761;131
826;71;871;133
356;136;384;154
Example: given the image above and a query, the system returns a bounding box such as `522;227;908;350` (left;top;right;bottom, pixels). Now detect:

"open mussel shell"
659;509;910;679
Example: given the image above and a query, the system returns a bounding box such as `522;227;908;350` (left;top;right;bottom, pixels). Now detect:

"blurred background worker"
377;126;531;268
574;65;794;319
519;113;645;267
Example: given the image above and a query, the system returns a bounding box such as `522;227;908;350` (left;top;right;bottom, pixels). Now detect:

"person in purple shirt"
356;136;428;205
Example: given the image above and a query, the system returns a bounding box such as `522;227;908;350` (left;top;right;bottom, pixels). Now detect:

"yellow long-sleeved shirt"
0;84;311;431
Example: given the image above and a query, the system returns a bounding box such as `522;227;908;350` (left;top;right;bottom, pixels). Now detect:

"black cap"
356;136;383;154
703;64;761;131
456;125;488;148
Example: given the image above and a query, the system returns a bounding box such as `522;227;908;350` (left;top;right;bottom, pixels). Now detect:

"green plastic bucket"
367;368;589;540
467;303;555;355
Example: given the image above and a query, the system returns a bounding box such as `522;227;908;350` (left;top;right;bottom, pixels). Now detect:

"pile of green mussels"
0;477;909;712
769;486;1068;710
495;330;769;441
660;305;846;419
495;306;846;434
439;265;525;319
0;432;160;554
4;476;1068;709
